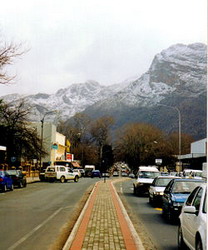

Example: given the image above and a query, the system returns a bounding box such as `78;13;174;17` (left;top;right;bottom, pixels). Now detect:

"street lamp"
157;104;181;156
40;111;56;168
77;132;84;167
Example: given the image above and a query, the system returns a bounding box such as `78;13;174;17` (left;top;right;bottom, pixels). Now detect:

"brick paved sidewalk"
63;179;144;250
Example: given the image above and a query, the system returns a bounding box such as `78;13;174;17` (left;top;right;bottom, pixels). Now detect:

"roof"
71;161;81;168
172;178;205;182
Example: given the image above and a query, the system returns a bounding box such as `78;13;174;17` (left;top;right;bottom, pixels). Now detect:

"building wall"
55;132;66;161
191;138;207;154
30;122;66;165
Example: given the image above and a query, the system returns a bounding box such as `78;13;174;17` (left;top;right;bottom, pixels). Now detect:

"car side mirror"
183;206;198;215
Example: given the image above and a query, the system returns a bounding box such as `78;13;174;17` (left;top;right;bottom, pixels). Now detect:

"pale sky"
0;0;207;95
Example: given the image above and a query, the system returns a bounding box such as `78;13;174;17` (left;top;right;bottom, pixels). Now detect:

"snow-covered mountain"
83;43;207;139
0;43;206;138
1;80;128;121
92;43;206;110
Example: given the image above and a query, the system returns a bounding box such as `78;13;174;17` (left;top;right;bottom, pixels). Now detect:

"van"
133;166;160;195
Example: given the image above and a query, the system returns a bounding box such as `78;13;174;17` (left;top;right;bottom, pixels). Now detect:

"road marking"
8;207;63;250
120;184;123;194
155;208;162;211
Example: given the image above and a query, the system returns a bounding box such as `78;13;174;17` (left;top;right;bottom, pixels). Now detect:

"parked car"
77;168;85;177
45;165;79;183
0;170;14;192
73;169;81;178
102;172;110;178
121;172;128;177
149;176;179;206
162;178;205;221
178;183;207;250
129;173;135;178
183;169;203;179
6;170;27;188
91;170;101;178
113;171;119;177
39;166;47;181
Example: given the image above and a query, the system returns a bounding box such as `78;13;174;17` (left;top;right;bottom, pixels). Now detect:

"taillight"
0;178;3;182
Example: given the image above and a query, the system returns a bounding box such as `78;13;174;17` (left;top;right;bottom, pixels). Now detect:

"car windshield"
6;170;18;175
172;181;203;193
155;178;173;187
46;167;55;172
139;171;159;179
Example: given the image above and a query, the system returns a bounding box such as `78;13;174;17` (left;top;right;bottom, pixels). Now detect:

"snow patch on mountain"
0;43;206;121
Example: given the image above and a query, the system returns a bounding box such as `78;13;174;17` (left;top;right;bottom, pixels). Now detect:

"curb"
110;181;144;250
63;179;144;250
63;182;99;250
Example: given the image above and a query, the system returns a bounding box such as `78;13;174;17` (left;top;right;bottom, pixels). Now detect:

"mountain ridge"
0;42;206;139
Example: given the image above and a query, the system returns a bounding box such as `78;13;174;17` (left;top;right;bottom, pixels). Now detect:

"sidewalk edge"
62;182;98;250
111;180;145;250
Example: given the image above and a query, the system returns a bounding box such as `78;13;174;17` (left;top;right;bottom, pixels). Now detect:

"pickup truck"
45;165;79;183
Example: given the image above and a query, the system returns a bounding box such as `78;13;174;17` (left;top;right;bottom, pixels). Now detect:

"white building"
31;122;66;166
178;138;207;170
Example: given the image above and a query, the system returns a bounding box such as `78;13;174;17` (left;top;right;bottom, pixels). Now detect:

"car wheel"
60;176;65;183
196;236;203;250
74;176;79;182
19;181;23;188
24;181;27;187
10;184;14;191
133;186;136;195
2;184;7;192
162;204;166;217
178;225;186;249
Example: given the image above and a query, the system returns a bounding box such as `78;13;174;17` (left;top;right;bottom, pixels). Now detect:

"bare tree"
89;116;114;168
114;122;173;171
0;100;46;166
0;41;25;84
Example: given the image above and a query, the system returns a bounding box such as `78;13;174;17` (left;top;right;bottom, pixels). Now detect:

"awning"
71;161;81;168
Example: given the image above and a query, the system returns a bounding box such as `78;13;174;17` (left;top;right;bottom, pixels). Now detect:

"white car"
133;166;160;196
45;165;79;183
178;183;207;250
73;169;82;178
149;176;179;206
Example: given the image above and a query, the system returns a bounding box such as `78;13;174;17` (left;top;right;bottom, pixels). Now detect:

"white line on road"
8;207;63;250
120;184;123;194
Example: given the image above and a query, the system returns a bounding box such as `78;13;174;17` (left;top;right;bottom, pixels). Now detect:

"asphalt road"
0;178;98;250
114;178;179;250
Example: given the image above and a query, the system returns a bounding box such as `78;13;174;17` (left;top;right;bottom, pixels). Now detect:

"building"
178;138;207;170
31;122;66;167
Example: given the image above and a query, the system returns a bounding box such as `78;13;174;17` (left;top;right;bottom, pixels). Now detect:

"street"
0;178;97;250
114;178;178;250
